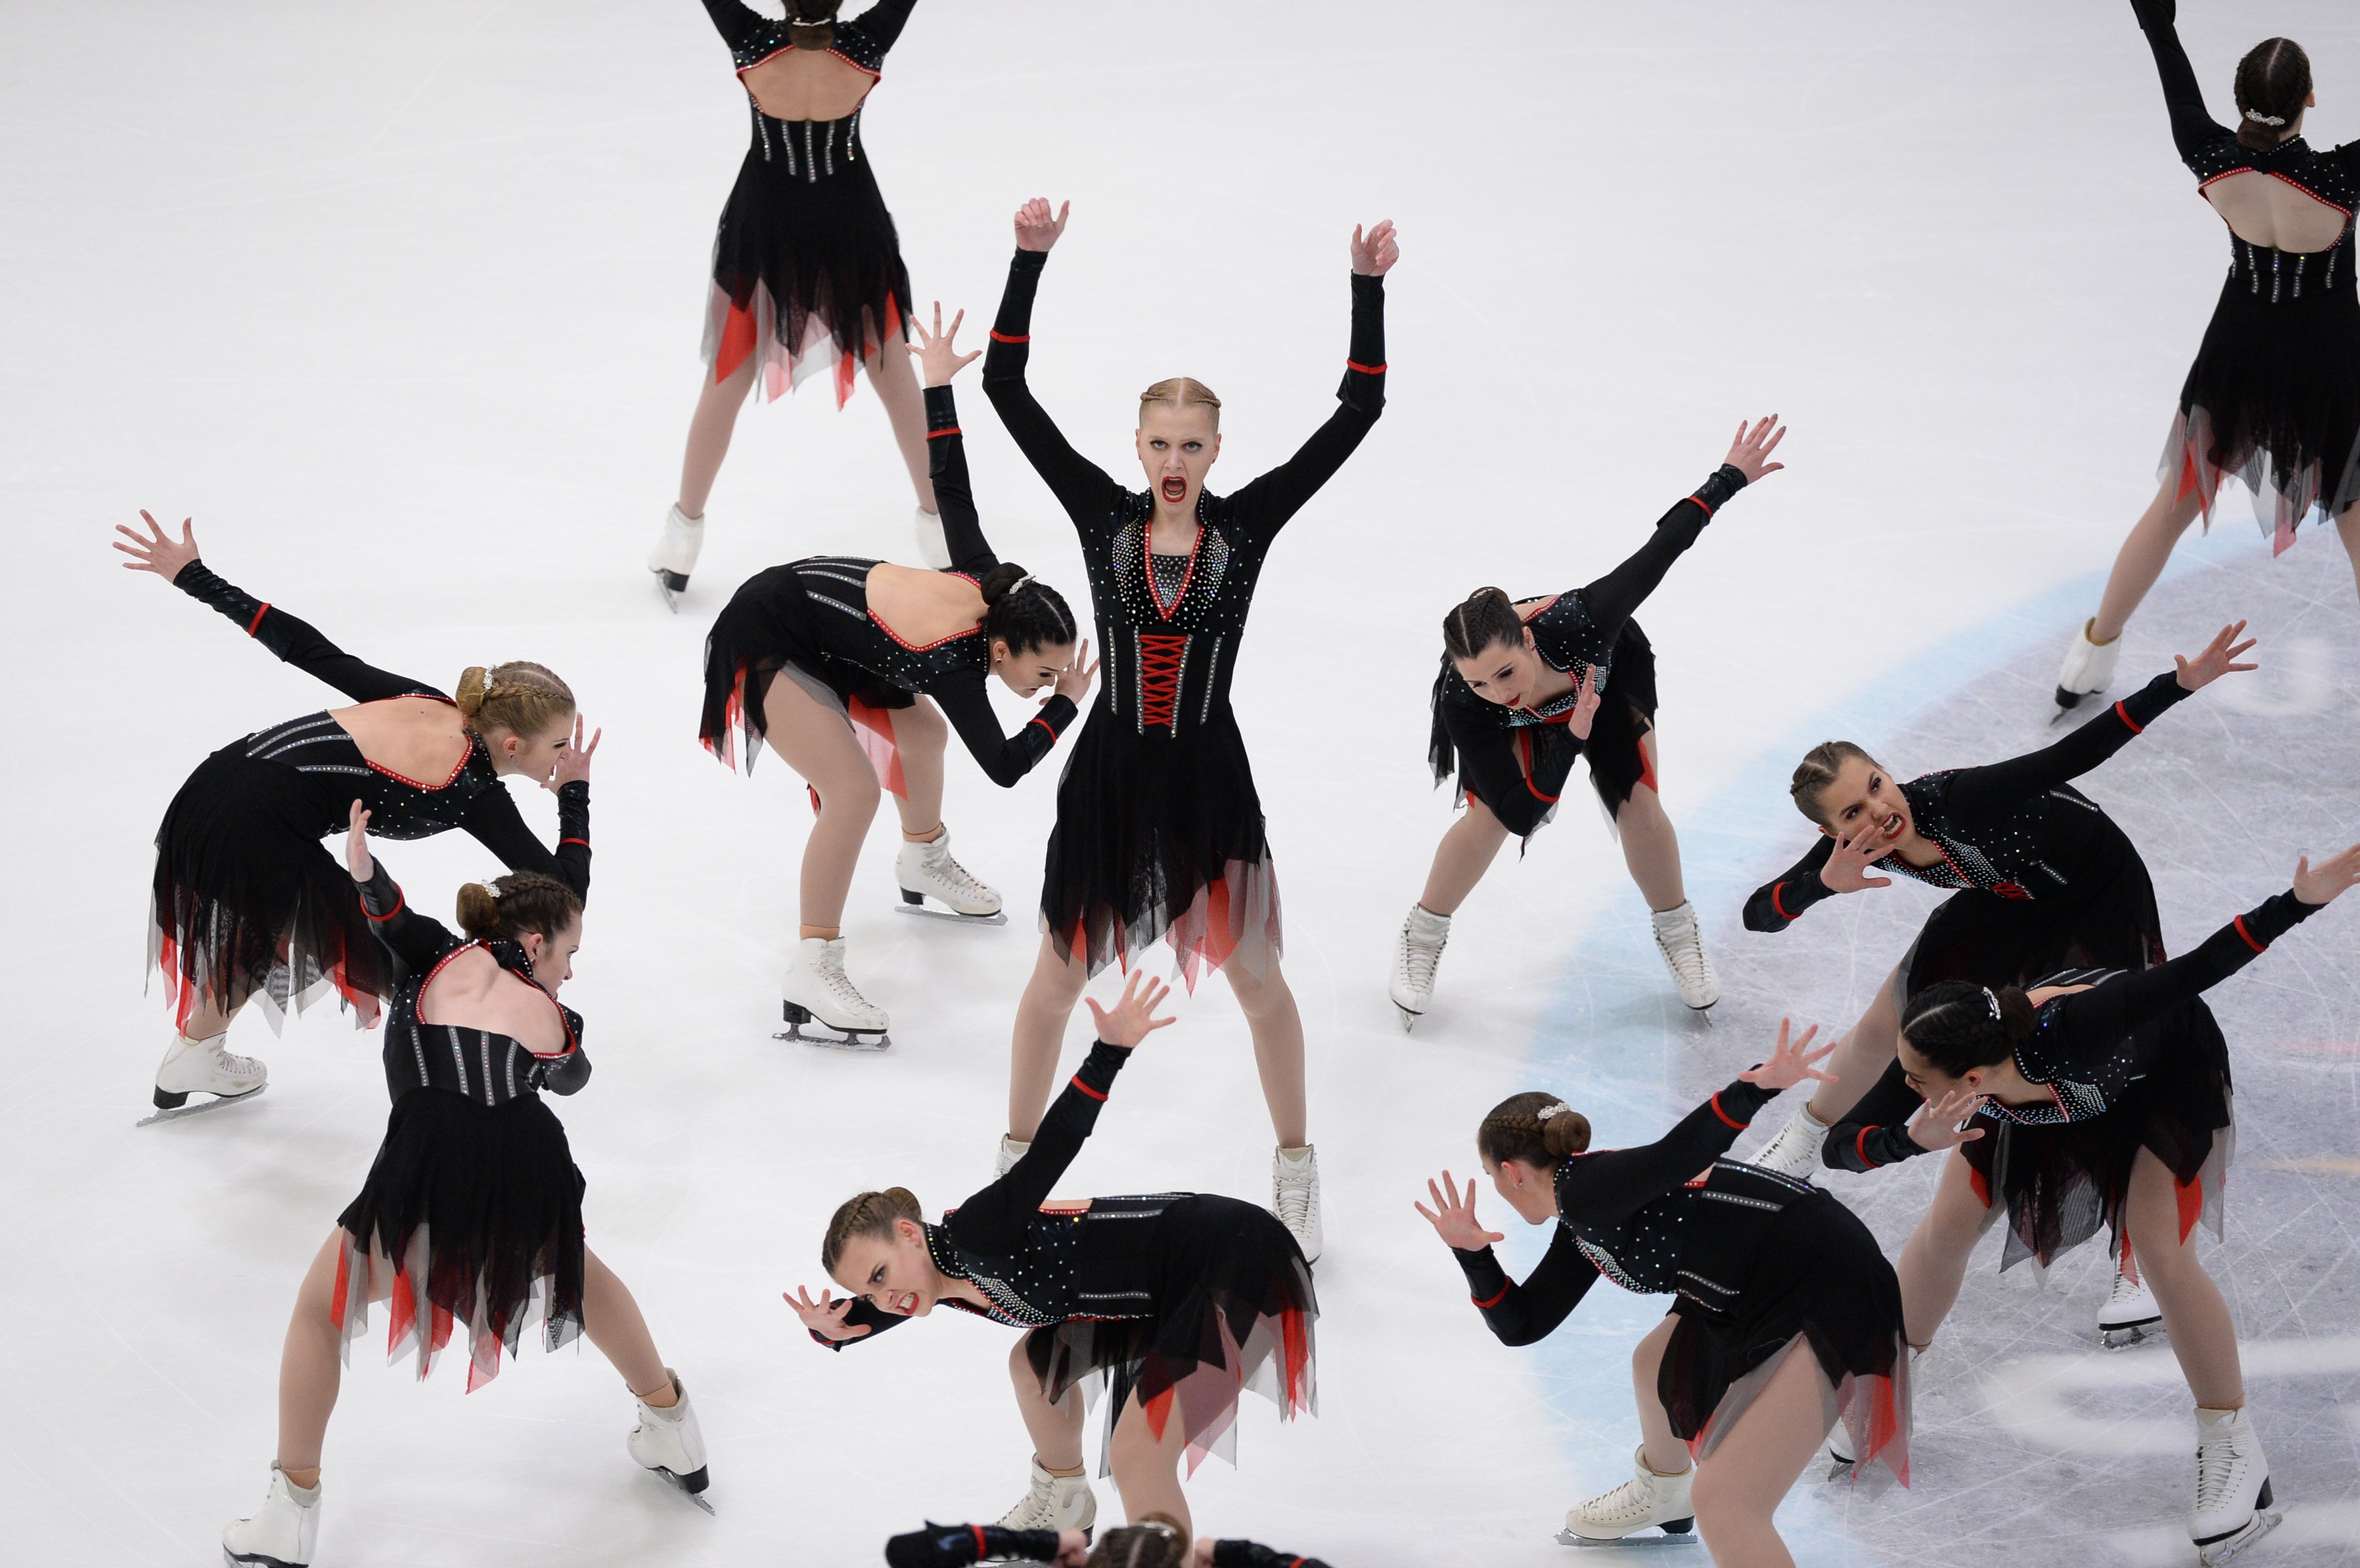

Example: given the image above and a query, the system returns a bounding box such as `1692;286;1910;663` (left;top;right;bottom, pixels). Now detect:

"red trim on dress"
1687;492;1718;518
1708;1094;1744;1131
245;603;270;635
1069;1074;1108;1102
2113;700;2144;734
989;330;1029;343
1345;359;1387;374
2232;916;2266;954
971;1525;988;1558
1137;635;1188;728
1471;1282;1510;1309
925;426;961;439
1771;882;1794;922
364;889;407;924
366;732;475;792
2175;1169;2205;1242
416;940;579;1053
560;838;589;848
868;609;981;652
1856;1127;1877;1168
1028;716;1059;740
1147;526;1203;620
2197;166;2356;218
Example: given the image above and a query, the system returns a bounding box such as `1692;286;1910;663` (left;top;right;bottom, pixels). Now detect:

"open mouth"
1160;476;1187;503
895;1291;920;1315
1880;813;1905;841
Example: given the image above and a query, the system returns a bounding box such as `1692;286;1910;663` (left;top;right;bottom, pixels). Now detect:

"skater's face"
1812;755;1912;847
831;1218;939;1318
485;716;577;782
1483;1156;1559;1225
992;638;1076;698
1451;632;1545;711
1135;405;1221;514
521;916;582;993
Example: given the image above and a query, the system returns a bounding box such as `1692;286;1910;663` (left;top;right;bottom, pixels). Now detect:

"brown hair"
2234;38;2310;149
1788;739;1879;827
1442;587;1526;661
978;561;1078;655
787;0;842;51
455;661;575;741
1138;377;1222;431
1898;981;2039;1076
1477;1090;1593;1168
454;870;582;943
821;1187;922;1274
1085;1512;1190;1568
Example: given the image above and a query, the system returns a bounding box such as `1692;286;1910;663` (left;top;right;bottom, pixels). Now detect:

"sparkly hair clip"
1981;986;2001;1021
479;878;503;902
2244;109;2288;126
1011;574;1036;594
1536;1102;1573;1122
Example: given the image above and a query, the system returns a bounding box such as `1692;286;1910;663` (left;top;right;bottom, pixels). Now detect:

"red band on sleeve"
2232;915;2266;954
989;331;1029;343
1069;1074;1108;1102
1709;1094;1746;1130
559;838;589;848
245;603;270;635
926;426;962;439
1029;716;1059;739
971;1525;988;1557
1346;359;1387;374
1856;1128;1877;1168
1471;1282;1510;1309
1688;493;1718;518
1770;882;1794;921
2112;700;2145;734
363;891;405;923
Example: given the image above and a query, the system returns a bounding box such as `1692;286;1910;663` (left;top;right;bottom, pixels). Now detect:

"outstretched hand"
1819;825;1896;894
783;1285;872;1341
2292;841;2360;907
547;714;600;791
2173;620;2259;692
1084;969;1176;1049
1014;197;1070;253
1050;637;1098;705
1413;1171;1504;1251
1722;416;1787;485
909;301;981;388
114;510;200;582
1350;219;1400;276
344;801;375;882
1906;1085;1987;1154
1562;663;1603;741
1738;1019;1839;1092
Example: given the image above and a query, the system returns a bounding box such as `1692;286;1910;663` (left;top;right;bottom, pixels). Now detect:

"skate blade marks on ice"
775;1004;889;1052
137;1083;267;1127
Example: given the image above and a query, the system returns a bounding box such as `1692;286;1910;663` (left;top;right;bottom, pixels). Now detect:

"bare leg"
762;672;882;936
1416;797;1511;916
2091;478;2205;644
1895;1147;2000;1348
676;357;757;520
1225;957;1308;1148
1009;935;1091;1141
1688;1338;1836;1568
2336;501;2360;609
181;990;245;1041
1008;1332;1086;1473
861;341;937;513
1616;734;1685;910
886;698;948;840
274;1233;360;1487
1107;1385;1193;1537
1629;1314;1694;1479
2126;1146;2244;1408
1801;963;1902;1125
580;1248;674;1403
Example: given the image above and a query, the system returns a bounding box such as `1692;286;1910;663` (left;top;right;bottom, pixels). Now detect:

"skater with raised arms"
883;1511;1333;1568
980;197;1400;1260
117;513;596;1120
220;804;707;1568
651;0;942;605
1817;844;2360;1564
2054;1;2360;709
789;972;1318;1545
1414;1021;1909;1563
1395;416;1787;1030
699;305;1093;1047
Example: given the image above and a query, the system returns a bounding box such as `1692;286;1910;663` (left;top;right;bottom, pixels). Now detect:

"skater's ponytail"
1478;1090;1593;1167
822;1187;923;1273
455;871;582;943
2234;38;2310;149
978;562;1078;656
1085;1513;1190;1568
455;660;575;742
785;0;842;52
1898;981;2038;1076
1789;740;1879;826
1138;377;1221;430
1441;587;1525;662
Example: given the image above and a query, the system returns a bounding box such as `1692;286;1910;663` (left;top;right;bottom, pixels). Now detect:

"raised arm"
854;0;918;54
1576;418;1781;631
2129;0;2230;163
980;206;1121;532
909;306;997;575
698;0;769;54
1553;1077;1781;1228
344;806;458;977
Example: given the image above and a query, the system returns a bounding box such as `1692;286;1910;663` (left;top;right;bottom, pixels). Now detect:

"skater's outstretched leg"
274;1232;363;1488
2092;478;2205;645
1615;734;1686;912
762;671;883;937
1895;1148;1999;1348
1416;797;1512;917
1226;958;1307;1149
862;338;938;515
1688;1337;1833;1568
1107;1383;1192;1539
1008;937;1090;1142
676;356;755;522
2125;1147;2241;1407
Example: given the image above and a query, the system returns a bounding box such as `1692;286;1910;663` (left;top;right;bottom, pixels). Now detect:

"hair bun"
455;665;490;718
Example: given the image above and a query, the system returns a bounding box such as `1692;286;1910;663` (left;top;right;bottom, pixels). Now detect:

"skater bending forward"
790;973;1319;1544
699;305;1093;1046
222;805;706;1567
884;1510;1333;1568
1398;415;1787;1027
1415;1023;1908;1565
1823;842;2360;1565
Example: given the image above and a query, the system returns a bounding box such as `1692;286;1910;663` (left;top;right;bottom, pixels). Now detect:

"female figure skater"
1743;622;2256;1343
788;972;1317;1544
884;1512;1331;1568
653;0;937;605
981;197;1400;1260
699;305;1093;1046
1819;845;2359;1564
1396;418;1787;1029
2055;2;2360;709
222;806;707;1567
1413;1022;1907;1564
117;513;596;1119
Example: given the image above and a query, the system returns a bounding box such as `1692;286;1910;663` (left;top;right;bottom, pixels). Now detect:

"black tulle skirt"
333;1089;587;1391
699;564;916;784
2165;261;2360;550
1896;829;2163;1003
149;746;388;1031
1430;621;1661;835
1665;1190;1910;1489
1023;1196;1317;1476
704;147;912;407
1041;710;1280;987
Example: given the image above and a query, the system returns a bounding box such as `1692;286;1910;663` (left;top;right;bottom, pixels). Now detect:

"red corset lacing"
1138;635;1188;728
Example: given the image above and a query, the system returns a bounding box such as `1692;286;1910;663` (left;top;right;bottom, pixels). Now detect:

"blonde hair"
1138;377;1222;431
455;660;575;741
821;1187;923;1273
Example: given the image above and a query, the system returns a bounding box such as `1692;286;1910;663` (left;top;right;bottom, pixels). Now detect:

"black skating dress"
816;1041;1318;1474
2134;0;2360;548
1744;672;2195;1006
981;246;1387;981
1429;465;1750;839
150;562;591;1032
1451;1078;1909;1484
333;857;594;1391
1824;888;2322;1270
886;1521;1331;1568
698;0;918;406
698;384;1078;790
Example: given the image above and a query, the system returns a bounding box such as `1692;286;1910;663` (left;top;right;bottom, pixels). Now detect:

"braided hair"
978;562;1077;657
1084;1512;1190;1568
2233;37;2310;149
1441;587;1526;662
454;660;575;741
1897;982;2039;1076
1788;740;1879;825
1477;1090;1593;1168
821;1187;923;1274
454;870;581;943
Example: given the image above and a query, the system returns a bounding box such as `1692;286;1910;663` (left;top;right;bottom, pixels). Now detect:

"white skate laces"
1559;1447;1696;1543
2193;1405;2276;1560
1750;1104;1830;1183
897;831;1003;918
1389;904;1450;1030
151;1032;269;1115
779;937;891;1046
2099;1256;2163;1347
1649;901;1719;1009
997;1458;1095;1532
1271;1145;1324;1265
628;1370;712;1510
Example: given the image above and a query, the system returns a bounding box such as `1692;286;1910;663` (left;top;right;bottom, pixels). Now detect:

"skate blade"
1826;1456;1858;1483
652;568;686;614
2198;1508;2281;1566
773;1023;891;1052
137;1083;266;1127
893;901;1008;926
2099;1320;2164;1350
1394;1004;1422;1034
1554;1524;1698;1547
654;1468;715;1513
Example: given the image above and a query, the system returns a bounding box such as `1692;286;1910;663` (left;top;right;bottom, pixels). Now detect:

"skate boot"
146;1031;267;1126
2099;1254;2163;1348
2054;617;2122;713
994;1136;1030;1179
2193;1406;2279;1564
628;1369;712;1512
995;1458;1096;1541
1556;1447;1696;1544
914;506;951;570
895;831;1005;923
1649;901;1719;1010
222;1465;320;1567
776;937;891;1050
647;504;706;610
1272;1145;1324;1265
1748;1104;1830;1183
1388;903;1450;1032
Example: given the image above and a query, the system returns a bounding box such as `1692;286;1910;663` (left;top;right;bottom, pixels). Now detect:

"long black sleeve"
1742;836;1841;933
172;561;437;704
1223;273;1388;539
698;0;766;52
1822;1059;1938;1173
2046;889;2323;1069
924;385;997;577
981;250;1123;532
1943;670;2191;818
2131;0;2228;163
931;677;1075;788
455;780;593;900
353;861;458;977
884;1521;1060;1568
855;0;918;53
1451;1228;1601;1347
1213;1543;1335;1568
949;1042;1132;1256
1554;1077;1781;1229
1576;466;1746;632
1441;707;1563;838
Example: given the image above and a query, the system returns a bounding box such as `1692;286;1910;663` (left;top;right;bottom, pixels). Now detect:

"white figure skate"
143;1032;268;1127
895;831;1005;924
628;1369;712;1514
1388;903;1450;1032
776;937;891;1050
648;504;706;610
2193;1406;2278;1564
914;506;951;570
1272;1145;1324;1265
994;1136;1029;1179
222;1465;320;1568
1748;1105;1829;1183
995;1458;1095;1537
1650;901;1719;1010
2054;617;2123;715
2099;1255;2164;1349
1557;1448;1698;1545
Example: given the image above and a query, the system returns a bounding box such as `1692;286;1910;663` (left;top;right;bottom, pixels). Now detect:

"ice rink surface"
3;2;2357;1564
